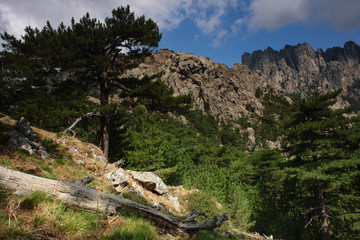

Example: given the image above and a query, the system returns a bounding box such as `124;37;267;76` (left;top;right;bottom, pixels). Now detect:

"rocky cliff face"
121;41;360;120
123;49;264;119
242;41;360;109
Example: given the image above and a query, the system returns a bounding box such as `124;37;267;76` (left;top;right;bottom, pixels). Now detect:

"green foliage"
55;156;66;165
4;80;97;133
154;166;181;186
16;149;31;158
0;4;164;158
245;149;305;239
40;138;60;153
125;73;193;114
253;87;292;145
184;108;219;138
236;117;252;129
104;217;158;240
185;191;227;222
280;89;360;239
27;194;103;237
219;121;247;149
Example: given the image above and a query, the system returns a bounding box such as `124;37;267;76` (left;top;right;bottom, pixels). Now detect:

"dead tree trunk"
0;167;227;232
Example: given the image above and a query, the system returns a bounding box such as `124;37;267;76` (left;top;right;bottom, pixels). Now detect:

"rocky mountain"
242;41;360;109
123;49;264;120
122;41;360;120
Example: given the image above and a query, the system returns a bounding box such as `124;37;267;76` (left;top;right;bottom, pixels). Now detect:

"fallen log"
0;166;227;232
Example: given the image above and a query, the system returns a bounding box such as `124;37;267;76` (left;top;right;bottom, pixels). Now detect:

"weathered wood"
61;110;101;137
0;166;227;232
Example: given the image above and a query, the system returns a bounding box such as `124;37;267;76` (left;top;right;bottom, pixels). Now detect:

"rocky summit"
242;41;360;109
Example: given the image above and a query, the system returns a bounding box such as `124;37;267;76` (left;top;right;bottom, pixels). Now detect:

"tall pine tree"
1;6;190;159
281;89;360;239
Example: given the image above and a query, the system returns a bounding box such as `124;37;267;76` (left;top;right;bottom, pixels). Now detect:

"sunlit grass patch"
0;221;32;240
0;158;12;166
104;216;158;240
20;191;51;210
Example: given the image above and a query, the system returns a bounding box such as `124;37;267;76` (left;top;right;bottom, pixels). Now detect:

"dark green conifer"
281;89;360;239
0;5;175;159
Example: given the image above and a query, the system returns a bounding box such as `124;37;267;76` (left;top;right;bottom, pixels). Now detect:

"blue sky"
1;0;360;67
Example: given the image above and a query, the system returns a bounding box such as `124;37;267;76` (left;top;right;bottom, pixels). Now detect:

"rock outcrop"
6;117;50;159
242;41;360;109
106;167;180;213
129;171;168;195
123;49;264;119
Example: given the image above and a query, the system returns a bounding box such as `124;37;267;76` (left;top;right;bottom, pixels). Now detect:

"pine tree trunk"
316;186;330;240
100;72;110;160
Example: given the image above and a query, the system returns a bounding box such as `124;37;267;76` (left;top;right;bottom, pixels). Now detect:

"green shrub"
185;191;226;222
55;156;66;165
154;166;181;186
40;138;60;154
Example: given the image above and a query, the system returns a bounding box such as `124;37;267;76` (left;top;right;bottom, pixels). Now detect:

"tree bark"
316;186;330;240
99;72;110;159
0;167;227;232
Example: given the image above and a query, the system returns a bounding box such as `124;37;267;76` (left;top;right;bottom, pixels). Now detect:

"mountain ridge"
122;41;360;119
242;41;360;109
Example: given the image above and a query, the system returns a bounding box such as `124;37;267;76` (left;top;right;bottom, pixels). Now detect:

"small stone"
106;169;129;188
74;159;85;165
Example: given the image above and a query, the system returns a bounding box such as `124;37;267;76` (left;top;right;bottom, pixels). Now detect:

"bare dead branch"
62;109;101;136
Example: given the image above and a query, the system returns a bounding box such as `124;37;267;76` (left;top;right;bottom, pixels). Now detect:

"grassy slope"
0;115;265;240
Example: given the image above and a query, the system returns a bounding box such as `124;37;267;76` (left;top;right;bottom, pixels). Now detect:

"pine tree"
281;89;360;239
1;5;165;158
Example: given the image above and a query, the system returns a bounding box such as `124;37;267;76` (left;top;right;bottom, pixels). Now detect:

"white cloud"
0;0;117;36
313;0;360;32
239;0;360;34
0;0;235;47
1;0;359;49
212;29;228;48
247;0;310;32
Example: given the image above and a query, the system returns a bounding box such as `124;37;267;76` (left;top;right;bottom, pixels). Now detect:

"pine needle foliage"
281;89;360;239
